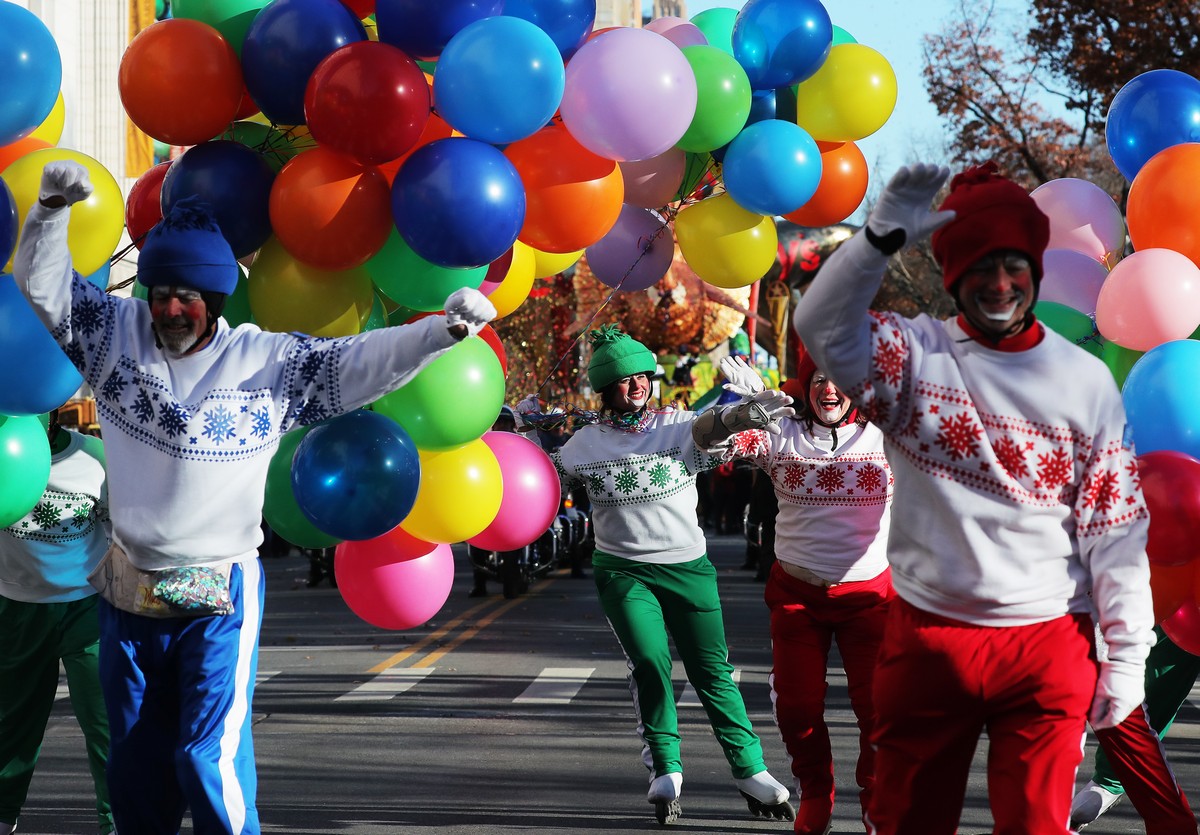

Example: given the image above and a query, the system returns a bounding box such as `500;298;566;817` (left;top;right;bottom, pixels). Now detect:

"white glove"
749;389;795;434
512;393;540;430
39;160;93;207
866;163;955;250
443;287;496;340
1089;660;1144;730
720;355;764;399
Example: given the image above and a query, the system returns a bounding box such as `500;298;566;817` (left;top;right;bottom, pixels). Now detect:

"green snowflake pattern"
648;461;673;488
614;469;639;494
31;502;62;528
588;472;605;495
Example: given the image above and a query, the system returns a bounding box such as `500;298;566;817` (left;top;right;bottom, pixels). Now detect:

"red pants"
765;564;894;831
1097;705;1196;834
867;598;1097;835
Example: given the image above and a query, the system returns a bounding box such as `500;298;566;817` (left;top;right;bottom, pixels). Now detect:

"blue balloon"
732;0;832;90
291;410;421;542
0;180;16;267
0;275;84;415
1123;339;1200;460
161;140;276;258
0;4;62;146
242;0;366;125
502;0;596;60
392;138;526;269
376;0;504;62
85;261;111;292
712;88;795;162
435;16;564;145
722;119;822;216
1106;70;1200;182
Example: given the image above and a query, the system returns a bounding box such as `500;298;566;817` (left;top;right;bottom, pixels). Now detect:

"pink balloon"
1095;248;1200;351
335;528;454;630
645;16;707;49
560;28;698;162
1038;248;1110;315
1030;178;1127;267
1162;598;1200;656
619;148;687;209
584;204;673;291
468;431;560;551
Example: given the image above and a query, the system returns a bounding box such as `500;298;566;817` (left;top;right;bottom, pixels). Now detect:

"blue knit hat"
137;196;238;294
587;325;657;391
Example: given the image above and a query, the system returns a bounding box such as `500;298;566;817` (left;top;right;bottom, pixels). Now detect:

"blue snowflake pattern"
250;406;272;439
292;399;330;426
299;351;326;386
202;405;238;445
72;297;106;337
64;341;87;372
100;370;128;402
157;402;190;437
131;390;155;423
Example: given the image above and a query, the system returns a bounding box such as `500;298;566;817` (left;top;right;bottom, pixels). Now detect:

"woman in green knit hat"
525;325;795;826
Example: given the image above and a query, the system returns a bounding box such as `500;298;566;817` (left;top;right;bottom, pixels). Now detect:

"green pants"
593;553;766;780
1093;627;1200;794
0;595;113;833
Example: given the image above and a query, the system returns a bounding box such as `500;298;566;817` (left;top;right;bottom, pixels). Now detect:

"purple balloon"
560;28;697;162
585;205;674;291
646;16;708;49
1038;248;1110;316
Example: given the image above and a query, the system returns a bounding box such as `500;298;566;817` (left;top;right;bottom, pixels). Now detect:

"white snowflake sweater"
730;420;892;583
0;430;110;603
791;232;1153;668
552;409;721;564
14;202;461;572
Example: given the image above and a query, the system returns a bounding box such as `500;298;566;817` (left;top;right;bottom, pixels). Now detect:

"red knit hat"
930;161;1050;291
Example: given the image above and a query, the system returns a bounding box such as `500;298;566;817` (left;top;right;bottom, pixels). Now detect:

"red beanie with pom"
930;161;1051;291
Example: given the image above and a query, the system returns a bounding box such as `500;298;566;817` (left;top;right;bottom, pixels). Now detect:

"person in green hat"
523;325;795;826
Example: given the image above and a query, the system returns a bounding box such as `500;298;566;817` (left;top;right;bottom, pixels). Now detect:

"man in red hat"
791;163;1156;833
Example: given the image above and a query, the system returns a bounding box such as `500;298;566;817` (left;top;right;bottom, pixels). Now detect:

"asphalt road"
17;533;1199;833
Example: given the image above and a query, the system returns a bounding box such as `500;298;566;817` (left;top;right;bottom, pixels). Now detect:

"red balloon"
118;19;244;146
477;323;508;377
1162;598;1200;655
1138;450;1200;566
334;527;454;630
268;147;393;271
1151;560;1197;624
783;141;868;227
305;41;431;166
339;0;376;17
125;161;171;249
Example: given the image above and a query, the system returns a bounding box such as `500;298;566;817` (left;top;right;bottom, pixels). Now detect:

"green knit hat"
587;325;657;392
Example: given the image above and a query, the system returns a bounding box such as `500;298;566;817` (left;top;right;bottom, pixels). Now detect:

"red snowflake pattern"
934;412;983;461
1036;449;1073;492
855;465;883;493
873;339;908;387
1082;469;1122;513
814;465;846;494
993;436;1030;480
731;429;767;457
781;463;805;491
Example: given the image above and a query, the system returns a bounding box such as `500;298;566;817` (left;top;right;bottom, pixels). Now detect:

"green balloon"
223;273;255;328
1102;340;1143;389
831;25;857;46
219;121;309;173
690;7;738;57
362;294;387;332
365;229;487;312
386;304;423;327
0;414;52;528
372;337;505;450
172;0;269;55
131;280;149;302
677;45;752;153
1036;301;1103;357
263;425;342;549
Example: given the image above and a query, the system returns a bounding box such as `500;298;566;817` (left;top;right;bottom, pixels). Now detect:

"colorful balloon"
484;242;536;319
675;193;778;289
247;237;375;336
646;16;707;49
1034;301;1103;357
0;180;15;266
292;409;421;542
502;0;595;60
732;0;832;89
1038;248;1109;316
1030;178;1126;268
334;529;454;629
468;431;560;551
1106;70;1200;182
620;148;687;210
124;161;171;249
1095;249;1200;352
375;0;503;61
0;413;51;528
1162;599;1200;656
793;43;897;143
676;45;753;154
1138;450;1200;567
366;228;486;312
722;119;822;216
0;275;84;416
399;439;502;544
1122;339;1200;460
0;3;62;146
584;205;674;292
782;140;868;227
1127;142;1200;269
1150;561;1197;625
263;424;342;549
690;7;738;57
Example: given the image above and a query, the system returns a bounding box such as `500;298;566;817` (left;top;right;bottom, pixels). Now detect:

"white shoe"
1070;780;1123;829
735;770;794;820
648;772;683;825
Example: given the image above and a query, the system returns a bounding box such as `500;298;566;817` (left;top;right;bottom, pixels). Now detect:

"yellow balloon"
400;439;502;544
247;237;374;336
529;244;583;278
794;44;898;143
675;193;778;289
487;241;536;319
29;92;65;145
3;148;124;276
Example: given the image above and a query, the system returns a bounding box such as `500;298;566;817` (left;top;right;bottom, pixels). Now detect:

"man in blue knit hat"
14;160;496;835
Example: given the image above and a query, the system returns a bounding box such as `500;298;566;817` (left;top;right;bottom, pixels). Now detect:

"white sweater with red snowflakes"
792;232;1153;669
731;420;891;583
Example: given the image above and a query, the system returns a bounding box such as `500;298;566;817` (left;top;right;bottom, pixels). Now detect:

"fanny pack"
88;542;234;618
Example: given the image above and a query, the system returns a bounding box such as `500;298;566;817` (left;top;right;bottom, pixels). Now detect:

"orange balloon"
1127;142;1200;268
783;141;868;227
268;147;393;271
0;136;51;173
505;124;624;253
1151;559;1197;625
377;112;452;185
118;19;244;146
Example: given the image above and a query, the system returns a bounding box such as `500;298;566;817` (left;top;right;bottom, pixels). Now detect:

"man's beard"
155;322;199;355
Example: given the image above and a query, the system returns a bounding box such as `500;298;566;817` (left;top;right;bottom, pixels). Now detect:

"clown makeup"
809;371;852;426
955;249;1035;338
611;373;651;413
149;285;211;356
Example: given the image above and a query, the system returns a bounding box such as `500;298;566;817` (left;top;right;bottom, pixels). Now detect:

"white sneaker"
735;770;794;820
648;772;683;825
1070;780;1123;829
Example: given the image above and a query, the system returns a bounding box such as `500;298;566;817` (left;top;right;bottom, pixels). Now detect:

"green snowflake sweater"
552;409;721;564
